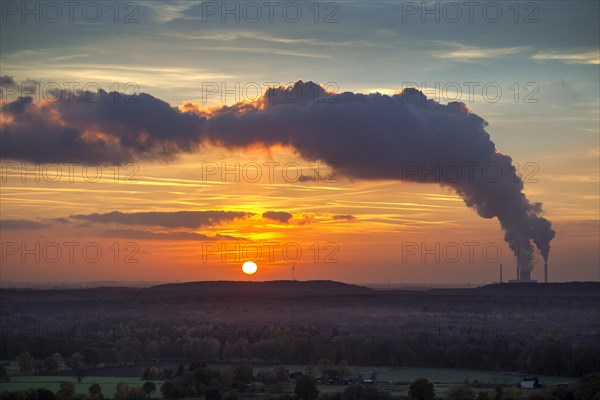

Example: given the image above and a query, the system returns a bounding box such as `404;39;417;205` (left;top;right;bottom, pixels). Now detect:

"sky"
0;0;599;285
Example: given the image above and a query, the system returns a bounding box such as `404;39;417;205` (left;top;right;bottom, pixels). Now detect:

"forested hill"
146;280;375;296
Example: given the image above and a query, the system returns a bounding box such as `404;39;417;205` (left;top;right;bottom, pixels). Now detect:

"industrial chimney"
544;262;548;283
517;261;534;282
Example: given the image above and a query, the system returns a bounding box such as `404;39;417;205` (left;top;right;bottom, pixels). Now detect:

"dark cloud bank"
262;211;293;224
332;214;356;221
0;80;555;263
0;210;323;238
1;219;50;229
70;210;250;229
101;229;240;241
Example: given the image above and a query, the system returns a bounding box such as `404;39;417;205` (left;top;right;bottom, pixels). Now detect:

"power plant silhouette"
505;261;549;283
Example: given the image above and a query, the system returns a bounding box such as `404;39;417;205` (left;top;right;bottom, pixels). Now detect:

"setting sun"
242;261;258;275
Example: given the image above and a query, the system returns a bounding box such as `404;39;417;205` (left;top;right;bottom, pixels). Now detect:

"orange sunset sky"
1;142;597;284
0;1;598;285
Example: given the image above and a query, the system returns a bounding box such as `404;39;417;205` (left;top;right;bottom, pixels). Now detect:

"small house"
520;377;541;389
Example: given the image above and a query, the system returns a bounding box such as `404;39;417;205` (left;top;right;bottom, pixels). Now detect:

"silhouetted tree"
160;381;183;399
295;375;319;400
17;352;34;374
81;348;99;367
445;385;475;400
408;378;435;400
56;381;75;400
364;386;381;400
343;385;365;400
115;382;130;400
127;387;147;400
234;364;253;384
142;382;156;399
33;360;44;375
67;353;85;383
37;388;57;400
44;356;60;372
316;359;335;380
89;383;103;400
206;388;222;400
337;361;352;381
476;392;490;400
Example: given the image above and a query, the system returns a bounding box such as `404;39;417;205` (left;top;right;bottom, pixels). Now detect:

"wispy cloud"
142;0;202;23
48;53;90;62
531;50;599;65
433;45;527;61
184;45;331;59
160;30;371;48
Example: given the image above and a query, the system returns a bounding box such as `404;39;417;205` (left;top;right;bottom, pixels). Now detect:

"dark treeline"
1;282;599;377
3;318;599;377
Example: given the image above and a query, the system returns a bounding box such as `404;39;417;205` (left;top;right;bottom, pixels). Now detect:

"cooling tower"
517;261;534;282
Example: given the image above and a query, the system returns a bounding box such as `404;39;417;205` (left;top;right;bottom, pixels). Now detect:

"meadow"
1;363;577;399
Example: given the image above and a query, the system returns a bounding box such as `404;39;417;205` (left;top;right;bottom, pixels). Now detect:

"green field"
255;364;574;386
0;376;162;397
